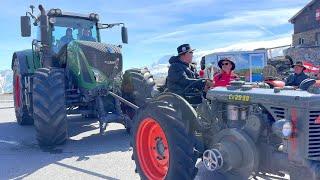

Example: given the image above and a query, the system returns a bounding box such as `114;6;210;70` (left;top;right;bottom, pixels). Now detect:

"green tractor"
12;5;155;147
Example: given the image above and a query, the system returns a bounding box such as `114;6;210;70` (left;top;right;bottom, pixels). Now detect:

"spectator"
80;28;96;41
199;56;205;78
213;58;239;87
285;61;309;87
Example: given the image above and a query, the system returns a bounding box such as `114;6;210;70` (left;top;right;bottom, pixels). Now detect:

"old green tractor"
13;5;155;147
131;78;320;179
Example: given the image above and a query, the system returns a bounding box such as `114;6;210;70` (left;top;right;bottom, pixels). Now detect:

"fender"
11;49;41;75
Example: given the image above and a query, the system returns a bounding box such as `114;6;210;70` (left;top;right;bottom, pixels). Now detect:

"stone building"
289;0;320;46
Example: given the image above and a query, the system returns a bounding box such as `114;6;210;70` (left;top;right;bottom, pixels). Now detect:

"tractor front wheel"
33;68;67;147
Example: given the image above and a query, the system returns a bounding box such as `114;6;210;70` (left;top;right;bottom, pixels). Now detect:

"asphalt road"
0;97;289;180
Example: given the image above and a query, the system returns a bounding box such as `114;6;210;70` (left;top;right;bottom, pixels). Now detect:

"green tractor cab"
12;5;153;147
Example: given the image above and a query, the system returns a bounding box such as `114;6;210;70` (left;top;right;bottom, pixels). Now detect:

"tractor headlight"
282;121;292;137
49;9;56;16
49;17;56;24
272;119;293;138
94;14;99;21
55;9;62;15
92;68;106;83
89;13;99;21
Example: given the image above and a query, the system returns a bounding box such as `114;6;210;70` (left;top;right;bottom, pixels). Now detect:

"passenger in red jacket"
213;58;238;87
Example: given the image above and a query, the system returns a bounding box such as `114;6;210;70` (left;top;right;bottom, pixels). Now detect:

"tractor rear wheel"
33;68;67;147
131;94;198;180
13;58;33;125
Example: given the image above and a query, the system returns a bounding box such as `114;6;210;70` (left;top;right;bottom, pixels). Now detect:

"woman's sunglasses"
222;62;229;66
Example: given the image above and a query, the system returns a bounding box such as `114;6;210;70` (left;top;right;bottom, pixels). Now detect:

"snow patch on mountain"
0;69;13;94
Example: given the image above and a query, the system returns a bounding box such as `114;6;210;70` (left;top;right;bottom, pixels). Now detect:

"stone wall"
292;28;320;46
284;46;320;65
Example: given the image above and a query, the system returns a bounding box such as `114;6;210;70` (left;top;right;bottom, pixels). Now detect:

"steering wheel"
181;79;206;97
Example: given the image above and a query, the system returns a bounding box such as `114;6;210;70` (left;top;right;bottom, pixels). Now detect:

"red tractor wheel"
131;93;198;180
136;118;170;179
12;59;33;125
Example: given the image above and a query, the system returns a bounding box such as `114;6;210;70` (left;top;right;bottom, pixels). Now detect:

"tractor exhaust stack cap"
38;5;45;15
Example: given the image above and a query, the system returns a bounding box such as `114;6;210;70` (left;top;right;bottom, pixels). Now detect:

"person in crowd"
80;28;96;41
199;56;205;78
285;61;309;87
213;58;239;87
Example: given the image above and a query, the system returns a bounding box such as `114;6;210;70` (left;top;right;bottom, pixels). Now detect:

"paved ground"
0;95;289;180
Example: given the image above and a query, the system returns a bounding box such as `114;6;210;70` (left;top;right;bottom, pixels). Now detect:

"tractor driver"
59;28;74;47
167;44;212;96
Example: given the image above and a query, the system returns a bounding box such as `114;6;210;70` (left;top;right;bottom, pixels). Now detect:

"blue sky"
0;0;310;70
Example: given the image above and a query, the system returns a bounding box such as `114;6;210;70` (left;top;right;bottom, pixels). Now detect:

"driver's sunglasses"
188;51;193;54
222;62;229;66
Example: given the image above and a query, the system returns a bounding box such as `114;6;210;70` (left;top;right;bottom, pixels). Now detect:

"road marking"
0;140;20;146
0;107;14;109
0;100;14;103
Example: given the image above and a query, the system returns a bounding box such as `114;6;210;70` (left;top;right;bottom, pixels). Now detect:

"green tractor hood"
59;40;123;90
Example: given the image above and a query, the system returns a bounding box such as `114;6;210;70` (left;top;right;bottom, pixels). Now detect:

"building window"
299;38;305;45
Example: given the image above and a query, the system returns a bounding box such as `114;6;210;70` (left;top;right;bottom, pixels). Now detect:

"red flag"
316;9;320;21
303;61;319;73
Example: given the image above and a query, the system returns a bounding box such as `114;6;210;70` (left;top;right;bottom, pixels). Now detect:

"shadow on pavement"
0;115;131;180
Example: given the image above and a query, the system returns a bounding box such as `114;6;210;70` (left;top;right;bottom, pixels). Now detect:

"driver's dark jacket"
285;72;309;87
167;56;205;95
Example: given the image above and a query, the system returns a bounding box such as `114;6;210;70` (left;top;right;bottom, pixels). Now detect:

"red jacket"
213;72;237;87
199;70;205;78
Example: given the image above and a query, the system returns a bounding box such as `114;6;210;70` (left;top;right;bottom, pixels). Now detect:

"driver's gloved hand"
203;79;213;92
205;79;213;87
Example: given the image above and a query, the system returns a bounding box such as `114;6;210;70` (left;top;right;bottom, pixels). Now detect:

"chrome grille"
308;110;320;159
270;107;285;119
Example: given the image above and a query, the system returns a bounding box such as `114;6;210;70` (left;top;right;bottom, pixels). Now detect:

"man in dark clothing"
285;61;309;87
59;28;74;47
167;44;210;96
80;28;96;42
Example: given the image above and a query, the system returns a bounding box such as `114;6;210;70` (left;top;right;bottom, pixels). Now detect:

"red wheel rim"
14;75;21;109
136;118;169;180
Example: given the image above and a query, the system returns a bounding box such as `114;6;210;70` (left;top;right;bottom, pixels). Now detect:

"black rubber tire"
121;68;156;108
121;68;156;133
131;98;198;180
33;68;67;147
12;58;34;125
289;167;319;180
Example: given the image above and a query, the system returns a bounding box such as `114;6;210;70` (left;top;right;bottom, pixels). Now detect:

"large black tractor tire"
12;58;33;125
121;68;156;133
33;68;67;147
131;93;198;180
121;68;156;108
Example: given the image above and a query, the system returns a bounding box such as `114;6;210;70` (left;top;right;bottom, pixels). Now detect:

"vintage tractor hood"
206;87;320;109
